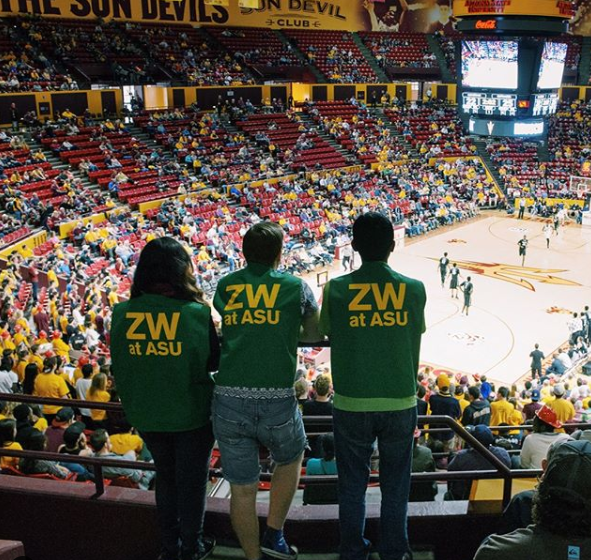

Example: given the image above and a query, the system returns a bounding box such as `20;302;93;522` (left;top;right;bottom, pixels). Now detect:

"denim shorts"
212;391;306;485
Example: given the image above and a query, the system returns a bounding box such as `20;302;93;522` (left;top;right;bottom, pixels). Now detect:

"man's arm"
318;282;331;337
300;281;322;342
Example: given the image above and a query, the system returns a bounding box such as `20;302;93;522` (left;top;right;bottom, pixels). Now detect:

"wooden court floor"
306;214;591;386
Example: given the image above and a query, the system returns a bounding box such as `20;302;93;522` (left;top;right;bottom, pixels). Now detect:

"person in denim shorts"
213;222;321;560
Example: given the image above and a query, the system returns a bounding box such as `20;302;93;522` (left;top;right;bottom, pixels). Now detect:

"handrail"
0;446;542;503
2;392;587;506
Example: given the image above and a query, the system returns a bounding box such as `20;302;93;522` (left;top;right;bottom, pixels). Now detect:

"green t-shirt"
110;294;214;432
214;263;307;390
320;261;426;412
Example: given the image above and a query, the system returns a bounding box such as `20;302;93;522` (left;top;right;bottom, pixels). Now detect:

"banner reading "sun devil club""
0;0;458;32
0;0;576;30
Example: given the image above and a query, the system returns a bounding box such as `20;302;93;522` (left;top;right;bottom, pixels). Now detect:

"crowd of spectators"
0;23;77;92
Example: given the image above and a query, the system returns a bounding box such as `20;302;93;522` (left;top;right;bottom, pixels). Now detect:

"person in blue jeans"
213;222;321;560
320;212;427;560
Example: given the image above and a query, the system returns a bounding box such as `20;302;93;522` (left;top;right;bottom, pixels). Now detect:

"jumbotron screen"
537;42;567;90
461;41;519;90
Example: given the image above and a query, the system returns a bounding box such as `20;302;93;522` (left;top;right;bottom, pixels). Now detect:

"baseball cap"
541;440;591;501
55;407;75;423
436;374;450;389
530;389;540;402
468;425;494;447
553;384;566;397
63;424;85;448
535;405;562;429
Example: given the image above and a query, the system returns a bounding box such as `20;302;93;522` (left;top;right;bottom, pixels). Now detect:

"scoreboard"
458;39;565;138
532;93;559;117
461;92;517;117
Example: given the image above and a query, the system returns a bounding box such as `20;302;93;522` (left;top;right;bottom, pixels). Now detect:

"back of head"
294;378;308;399
89;428;109;452
0;418;16;446
131;236;203;303
320;433;335;461
314;374;331;398
12;404;31;423
352;212;394;262
468;386;481;400
242;222;284;267
81;363;93;379
498;386;509;399
534;440;591;538
23;428;47;451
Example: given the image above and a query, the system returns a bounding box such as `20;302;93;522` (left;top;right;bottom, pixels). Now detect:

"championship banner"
0;0;455;33
452;0;575;19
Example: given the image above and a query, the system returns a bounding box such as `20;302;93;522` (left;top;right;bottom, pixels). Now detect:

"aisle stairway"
426;35;454;83
25;133;94;190
474;138;504;195
578;36;591;86
274;29;325;83
351;32;389;83
369;107;418;158
298;111;361;165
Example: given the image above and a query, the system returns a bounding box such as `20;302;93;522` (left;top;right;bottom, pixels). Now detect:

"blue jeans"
142;424;214;556
333;407;417;560
212;391;306;485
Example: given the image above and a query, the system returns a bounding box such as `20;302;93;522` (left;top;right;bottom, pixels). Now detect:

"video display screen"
537;43;567;90
532;93;560;116
461;41;519;90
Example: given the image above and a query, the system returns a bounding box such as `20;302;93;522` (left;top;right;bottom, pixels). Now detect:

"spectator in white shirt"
0;358;18;393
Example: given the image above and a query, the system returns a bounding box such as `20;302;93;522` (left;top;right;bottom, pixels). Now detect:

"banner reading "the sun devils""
0;0;581;32
0;0;457;32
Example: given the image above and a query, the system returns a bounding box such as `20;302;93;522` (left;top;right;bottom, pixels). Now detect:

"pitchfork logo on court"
429;259;581;292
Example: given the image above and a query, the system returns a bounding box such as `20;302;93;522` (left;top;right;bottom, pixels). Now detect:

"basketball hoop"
569;176;591;200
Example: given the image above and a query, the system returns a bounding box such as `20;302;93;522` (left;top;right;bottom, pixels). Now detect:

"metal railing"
2;392;579;506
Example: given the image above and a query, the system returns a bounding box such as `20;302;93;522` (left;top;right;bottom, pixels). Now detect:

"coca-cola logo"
475;19;497;29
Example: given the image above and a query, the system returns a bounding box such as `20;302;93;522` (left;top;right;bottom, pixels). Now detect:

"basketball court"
308;214;591;386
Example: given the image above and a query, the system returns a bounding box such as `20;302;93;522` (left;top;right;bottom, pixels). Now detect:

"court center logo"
430;258;581;292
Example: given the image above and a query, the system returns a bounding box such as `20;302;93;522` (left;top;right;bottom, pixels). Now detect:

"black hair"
533;415;555;434
352;212;394;262
131;237;205;304
320;433;335;462
468;386;481;400
23;363;39;395
0;418;16;446
498;386;509;399
242;222;284;266
81;363;93;378
21;429;47;474
43;356;57;373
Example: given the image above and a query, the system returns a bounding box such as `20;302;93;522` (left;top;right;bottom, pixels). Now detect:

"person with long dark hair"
110;237;219;560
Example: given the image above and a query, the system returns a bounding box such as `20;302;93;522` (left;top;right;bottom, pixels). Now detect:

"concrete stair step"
211;546;435;560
